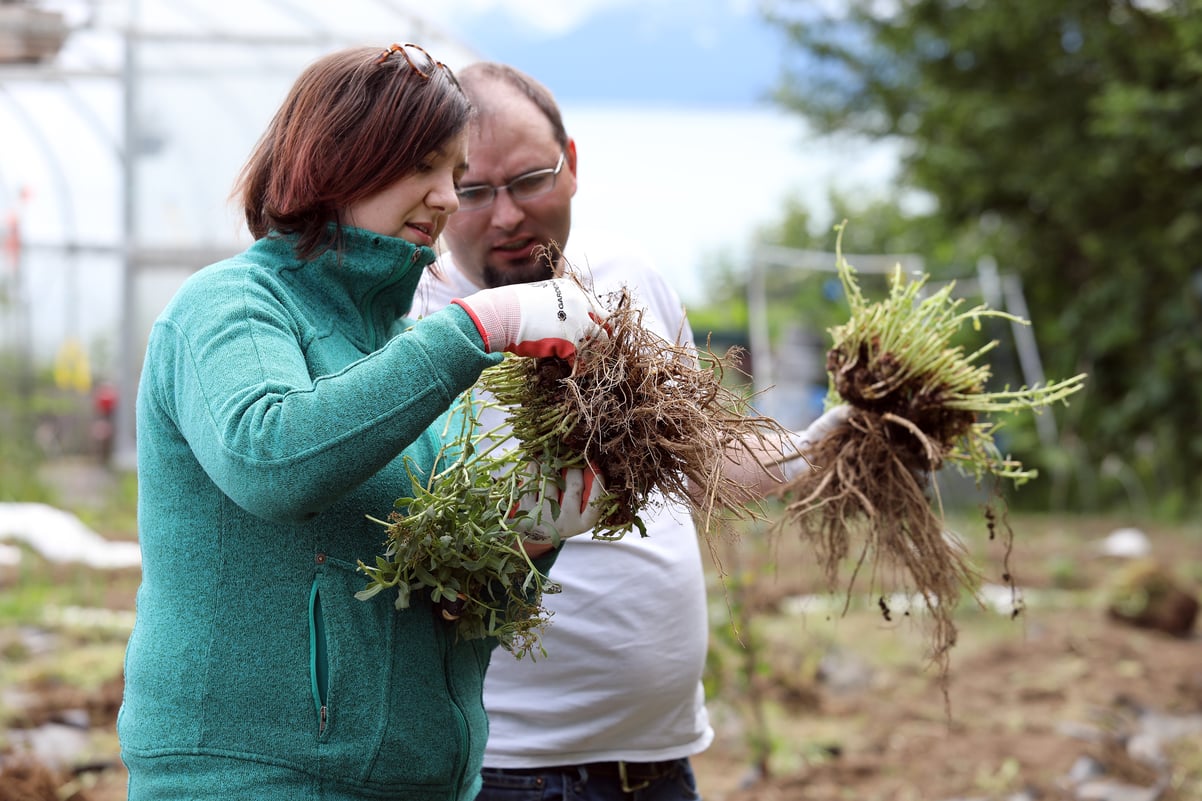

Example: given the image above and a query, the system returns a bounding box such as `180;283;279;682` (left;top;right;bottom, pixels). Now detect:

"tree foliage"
762;0;1202;516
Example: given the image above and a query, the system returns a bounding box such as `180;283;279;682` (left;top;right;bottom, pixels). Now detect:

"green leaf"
354;584;384;601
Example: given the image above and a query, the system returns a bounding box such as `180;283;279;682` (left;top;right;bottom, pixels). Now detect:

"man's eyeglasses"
375;42;455;84
455;151;566;211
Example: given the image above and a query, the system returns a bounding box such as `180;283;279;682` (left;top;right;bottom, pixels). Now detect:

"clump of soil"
829;341;979;473
1105;558;1200;637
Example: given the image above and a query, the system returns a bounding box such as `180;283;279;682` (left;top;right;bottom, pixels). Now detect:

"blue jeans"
475;758;702;801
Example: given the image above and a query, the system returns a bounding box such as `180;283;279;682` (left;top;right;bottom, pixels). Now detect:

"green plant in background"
704;534;778;780
764;0;1202;517
0;344;117;504
973;757;1022;796
703;517;850;781
73;469;140;540
0;356;52;503
0;439;50;502
1046;554;1087;590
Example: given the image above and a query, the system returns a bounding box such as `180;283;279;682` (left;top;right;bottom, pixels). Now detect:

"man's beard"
481;254;556;288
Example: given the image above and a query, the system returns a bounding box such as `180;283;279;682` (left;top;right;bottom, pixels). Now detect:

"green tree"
763;0;1202;516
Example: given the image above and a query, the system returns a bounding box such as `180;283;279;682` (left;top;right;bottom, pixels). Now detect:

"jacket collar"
255;225;438;314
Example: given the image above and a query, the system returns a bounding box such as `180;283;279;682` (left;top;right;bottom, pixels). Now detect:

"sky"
1;0;900;363
438;0;796;106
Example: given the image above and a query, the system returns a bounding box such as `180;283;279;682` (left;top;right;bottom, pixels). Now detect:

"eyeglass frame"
454;151;567;211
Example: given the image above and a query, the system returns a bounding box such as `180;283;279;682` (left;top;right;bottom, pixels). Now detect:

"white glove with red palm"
453;278;609;362
511;464;606;546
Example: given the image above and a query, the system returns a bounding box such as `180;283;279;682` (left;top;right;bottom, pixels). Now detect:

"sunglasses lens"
402;43;435;77
376;43;444;79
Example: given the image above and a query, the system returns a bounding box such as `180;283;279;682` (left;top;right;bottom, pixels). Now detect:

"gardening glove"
511;463;606;546
452;278;609;362
781;404;852;482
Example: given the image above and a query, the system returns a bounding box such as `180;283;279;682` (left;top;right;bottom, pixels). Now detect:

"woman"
118;43;605;801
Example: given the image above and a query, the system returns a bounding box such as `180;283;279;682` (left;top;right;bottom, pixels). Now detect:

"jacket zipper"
309;576;330;736
361;252;415;349
362;283;384;350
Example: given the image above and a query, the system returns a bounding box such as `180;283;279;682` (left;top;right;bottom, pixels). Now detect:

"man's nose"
489;187;526;229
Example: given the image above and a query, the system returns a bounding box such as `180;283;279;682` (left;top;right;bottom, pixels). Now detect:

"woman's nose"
433;185;459;214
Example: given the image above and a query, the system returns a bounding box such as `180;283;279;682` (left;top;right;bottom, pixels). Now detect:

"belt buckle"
618;761;652;793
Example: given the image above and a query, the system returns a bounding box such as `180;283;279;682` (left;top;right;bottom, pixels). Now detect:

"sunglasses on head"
374;42;456;84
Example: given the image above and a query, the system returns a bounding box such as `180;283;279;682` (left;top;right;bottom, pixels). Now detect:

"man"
414;62;840;801
413;62;712;801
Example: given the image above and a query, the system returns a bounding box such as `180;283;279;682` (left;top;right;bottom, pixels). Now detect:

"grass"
0;550;136;696
0;545;140;619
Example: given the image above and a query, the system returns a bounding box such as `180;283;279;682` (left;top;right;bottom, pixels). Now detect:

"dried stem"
483;281;791;539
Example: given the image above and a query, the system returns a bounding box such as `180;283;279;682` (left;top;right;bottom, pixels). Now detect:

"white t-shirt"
412;242;714;767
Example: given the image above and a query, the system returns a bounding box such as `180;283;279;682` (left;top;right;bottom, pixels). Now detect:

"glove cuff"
453;287;520;353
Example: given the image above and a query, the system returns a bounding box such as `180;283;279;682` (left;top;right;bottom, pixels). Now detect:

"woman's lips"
407;222;435;246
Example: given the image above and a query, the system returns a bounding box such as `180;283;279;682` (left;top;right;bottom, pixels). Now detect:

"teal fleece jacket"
119;228;551;800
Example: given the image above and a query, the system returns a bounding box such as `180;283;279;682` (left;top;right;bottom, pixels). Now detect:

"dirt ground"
690;514;1202;801
692;609;1201;800
2;500;1200;801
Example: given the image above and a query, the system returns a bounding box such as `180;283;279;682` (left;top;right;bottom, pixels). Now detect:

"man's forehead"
471;85;557;145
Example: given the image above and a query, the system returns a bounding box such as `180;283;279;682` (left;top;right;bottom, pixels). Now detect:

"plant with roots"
361;281;791;657
776;222;1086;689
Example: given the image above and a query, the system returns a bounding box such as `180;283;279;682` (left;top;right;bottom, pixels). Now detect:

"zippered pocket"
308;578;329;734
308;552;476;786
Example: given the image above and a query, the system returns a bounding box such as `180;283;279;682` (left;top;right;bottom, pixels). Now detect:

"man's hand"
782;404;852;482
512;463;605;547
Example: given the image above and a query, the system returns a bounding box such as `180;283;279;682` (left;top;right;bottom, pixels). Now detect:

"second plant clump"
359;281;790;657
776;223;1086;681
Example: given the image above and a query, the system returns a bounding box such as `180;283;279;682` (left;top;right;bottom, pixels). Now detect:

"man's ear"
565;138;579;199
566;138;579;178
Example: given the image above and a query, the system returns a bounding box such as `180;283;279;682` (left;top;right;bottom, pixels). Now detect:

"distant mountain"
456;2;792;107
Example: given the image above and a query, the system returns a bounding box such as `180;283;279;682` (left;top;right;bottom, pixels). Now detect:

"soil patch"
692;515;1202;800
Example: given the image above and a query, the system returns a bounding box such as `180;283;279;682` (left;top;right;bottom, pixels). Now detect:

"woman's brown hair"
235;44;471;260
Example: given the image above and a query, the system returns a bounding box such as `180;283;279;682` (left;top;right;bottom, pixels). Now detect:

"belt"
581;759;679;792
490;759;680;793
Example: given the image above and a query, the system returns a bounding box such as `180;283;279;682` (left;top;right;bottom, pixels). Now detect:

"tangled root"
491;284;788;536
777;406;990;684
